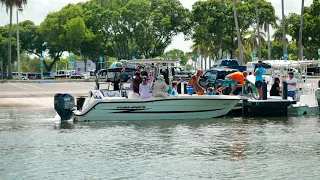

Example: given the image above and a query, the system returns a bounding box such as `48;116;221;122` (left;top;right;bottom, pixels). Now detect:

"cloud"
0;0;87;26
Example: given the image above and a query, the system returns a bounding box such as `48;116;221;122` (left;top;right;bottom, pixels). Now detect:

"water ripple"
0;109;320;179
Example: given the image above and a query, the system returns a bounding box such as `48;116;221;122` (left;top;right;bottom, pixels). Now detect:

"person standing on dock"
287;72;297;100
215;71;247;95
254;61;264;100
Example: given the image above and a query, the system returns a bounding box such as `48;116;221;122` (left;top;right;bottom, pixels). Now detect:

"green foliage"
0;25;17;65
269;1;320;60
103;57;118;68
164;49;187;65
96;0;190;59
2;0;320;73
191;0;277;61
185;64;193;70
38;4;86;71
19;20;44;57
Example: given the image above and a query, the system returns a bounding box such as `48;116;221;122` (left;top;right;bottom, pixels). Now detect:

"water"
0;108;320;179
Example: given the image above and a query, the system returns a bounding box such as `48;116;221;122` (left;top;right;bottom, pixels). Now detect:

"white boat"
73;94;240;121
54;59;240;121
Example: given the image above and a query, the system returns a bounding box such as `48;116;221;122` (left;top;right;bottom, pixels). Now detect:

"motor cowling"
54;93;75;121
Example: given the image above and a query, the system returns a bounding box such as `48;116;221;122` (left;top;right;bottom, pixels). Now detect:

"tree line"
1;0;320;78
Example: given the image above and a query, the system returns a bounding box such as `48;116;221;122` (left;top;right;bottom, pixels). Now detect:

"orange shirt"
227;72;245;86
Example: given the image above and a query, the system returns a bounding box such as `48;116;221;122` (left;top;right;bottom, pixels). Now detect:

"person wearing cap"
216;71;247;95
152;75;169;97
254;61;264;100
287;71;297;99
187;69;205;95
139;76;151;99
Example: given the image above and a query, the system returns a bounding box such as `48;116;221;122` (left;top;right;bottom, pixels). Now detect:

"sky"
0;0;313;53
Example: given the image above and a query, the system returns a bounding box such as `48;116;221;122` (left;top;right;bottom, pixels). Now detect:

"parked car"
70;73;85;79
54;70;75;78
174;66;195;77
12;72;28;80
211;59;247;72
88;69;96;76
43;72;55;79
198;68;243;95
27;73;41;80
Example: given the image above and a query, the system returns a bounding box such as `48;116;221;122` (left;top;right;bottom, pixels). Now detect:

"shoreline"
0;97;54;108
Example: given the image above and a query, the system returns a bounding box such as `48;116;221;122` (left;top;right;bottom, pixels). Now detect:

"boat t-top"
54;59;241;122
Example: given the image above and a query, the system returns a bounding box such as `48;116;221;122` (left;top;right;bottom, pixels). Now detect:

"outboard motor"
54;93;75;121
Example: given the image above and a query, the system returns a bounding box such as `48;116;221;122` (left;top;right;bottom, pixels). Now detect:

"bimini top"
98;67;138;74
264;60;316;67
120;58;179;64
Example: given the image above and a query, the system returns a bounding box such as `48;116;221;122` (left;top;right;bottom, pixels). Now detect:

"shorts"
187;85;201;95
187;85;195;94
288;91;295;100
223;76;238;87
255;81;263;88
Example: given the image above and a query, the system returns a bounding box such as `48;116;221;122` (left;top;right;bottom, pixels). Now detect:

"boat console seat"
100;89;121;97
127;91;140;99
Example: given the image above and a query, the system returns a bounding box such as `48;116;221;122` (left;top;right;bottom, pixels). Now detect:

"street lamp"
17;8;23;79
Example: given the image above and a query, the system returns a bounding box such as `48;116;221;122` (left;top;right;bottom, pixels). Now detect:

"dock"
229;97;296;117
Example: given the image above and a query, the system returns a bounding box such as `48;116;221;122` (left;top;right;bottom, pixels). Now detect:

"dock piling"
242;86;244;118
262;81;267;100
282;81;288;100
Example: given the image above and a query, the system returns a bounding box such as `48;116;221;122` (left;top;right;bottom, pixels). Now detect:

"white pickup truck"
246;62;272;75
54;70;75;78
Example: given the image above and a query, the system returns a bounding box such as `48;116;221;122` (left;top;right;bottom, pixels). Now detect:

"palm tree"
261;16;278;60
281;0;287;60
298;0;304;60
254;0;261;60
3;0;27;79
272;18;284;41
243;30;266;53
232;0;244;65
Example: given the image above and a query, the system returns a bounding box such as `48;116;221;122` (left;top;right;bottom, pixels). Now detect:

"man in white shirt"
287;72;297;100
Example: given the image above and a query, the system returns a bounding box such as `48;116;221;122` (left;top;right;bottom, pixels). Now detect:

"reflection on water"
0;108;320;179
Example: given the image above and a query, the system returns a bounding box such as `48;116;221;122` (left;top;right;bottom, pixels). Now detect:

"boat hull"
73;96;240;121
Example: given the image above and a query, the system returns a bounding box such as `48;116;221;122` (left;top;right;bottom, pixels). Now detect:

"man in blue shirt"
254;61;264;100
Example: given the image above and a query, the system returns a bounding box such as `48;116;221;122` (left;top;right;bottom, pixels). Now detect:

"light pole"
16;8;23;79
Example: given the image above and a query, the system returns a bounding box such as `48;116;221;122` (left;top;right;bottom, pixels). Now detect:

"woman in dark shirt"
132;72;142;94
270;77;281;96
